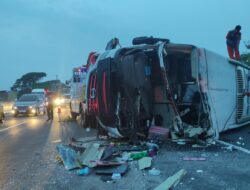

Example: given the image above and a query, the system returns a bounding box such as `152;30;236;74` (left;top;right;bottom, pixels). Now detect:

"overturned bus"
85;37;250;141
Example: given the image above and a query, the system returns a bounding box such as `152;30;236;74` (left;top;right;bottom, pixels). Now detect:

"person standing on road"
57;107;62;122
46;95;54;121
226;25;242;60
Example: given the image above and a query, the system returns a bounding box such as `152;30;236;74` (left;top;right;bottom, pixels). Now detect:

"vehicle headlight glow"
54;98;61;105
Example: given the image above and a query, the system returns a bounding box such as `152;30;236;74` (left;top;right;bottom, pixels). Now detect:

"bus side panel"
205;50;237;132
96;58;117;126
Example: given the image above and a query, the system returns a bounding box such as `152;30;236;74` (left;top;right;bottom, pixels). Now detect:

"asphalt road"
0;107;250;190
0;108;96;189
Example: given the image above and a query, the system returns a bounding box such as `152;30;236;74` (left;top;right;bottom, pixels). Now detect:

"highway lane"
0;109;96;189
1;108;250;190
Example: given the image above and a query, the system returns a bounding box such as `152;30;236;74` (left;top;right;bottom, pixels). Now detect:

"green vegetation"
241;53;250;66
33;80;68;92
11;72;46;91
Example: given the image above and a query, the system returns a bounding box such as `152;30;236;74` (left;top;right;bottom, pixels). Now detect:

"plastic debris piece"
90;160;124;167
182;157;206;161
80;143;104;168
138;157;152;170
196;170;203;173
186;127;203;138
176;141;186;145
121;152;130;161
148;126;169;141
52;139;62;143
118;145;147;152
56;144;81;170
95;164;128;175
192;144;207;148
148;168;161;176
100;176;114;183
111;173;121;180
55;155;63;165
154;169;187;190
222;145;234;151
101;146;119;161
148;149;157;157
201;153;208;157
130;151;148;160
77;167;90;176
146;142;160;150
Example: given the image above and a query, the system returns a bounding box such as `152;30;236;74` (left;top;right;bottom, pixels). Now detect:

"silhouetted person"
226;25;242;60
46;95;54;121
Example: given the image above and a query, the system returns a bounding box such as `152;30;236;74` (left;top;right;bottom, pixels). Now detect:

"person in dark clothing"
46;95;54;121
226;25;242;60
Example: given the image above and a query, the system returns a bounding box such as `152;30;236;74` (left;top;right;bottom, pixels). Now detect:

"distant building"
0;91;17;101
0;91;8;101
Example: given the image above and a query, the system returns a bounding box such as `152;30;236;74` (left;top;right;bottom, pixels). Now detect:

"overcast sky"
0;0;249;90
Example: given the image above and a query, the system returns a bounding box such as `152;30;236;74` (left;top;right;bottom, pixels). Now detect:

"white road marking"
0;121;27;133
52;139;62;143
217;140;250;154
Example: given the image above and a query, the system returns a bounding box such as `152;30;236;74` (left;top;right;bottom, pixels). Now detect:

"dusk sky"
0;0;249;90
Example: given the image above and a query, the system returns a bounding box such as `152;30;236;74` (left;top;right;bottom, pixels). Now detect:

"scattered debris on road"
154;169;187;190
56;144;82;170
138;157;152;170
55;133;248;189
216;140;250;154
182;157;206;161
148;168;161;176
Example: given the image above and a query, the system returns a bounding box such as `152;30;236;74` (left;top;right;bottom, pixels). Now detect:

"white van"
31;89;47;102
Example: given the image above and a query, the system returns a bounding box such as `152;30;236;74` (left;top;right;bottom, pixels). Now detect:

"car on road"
12;94;46;117
0;102;4;123
62;94;70;106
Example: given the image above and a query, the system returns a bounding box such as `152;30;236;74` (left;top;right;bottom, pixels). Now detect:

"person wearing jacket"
46;95;54;121
226;25;242;60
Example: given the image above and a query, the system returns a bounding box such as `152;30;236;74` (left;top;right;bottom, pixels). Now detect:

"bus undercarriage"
92;42;214;142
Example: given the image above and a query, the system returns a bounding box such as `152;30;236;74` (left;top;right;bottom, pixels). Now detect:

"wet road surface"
0;108;250;190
